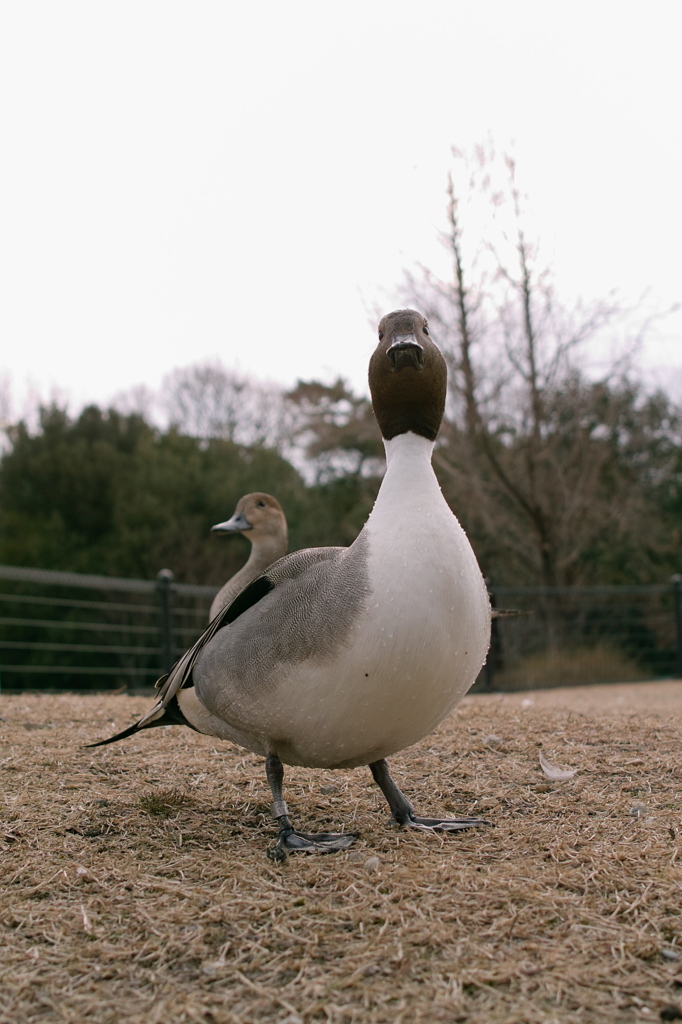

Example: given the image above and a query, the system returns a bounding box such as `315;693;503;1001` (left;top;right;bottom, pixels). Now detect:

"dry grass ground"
1;681;682;1024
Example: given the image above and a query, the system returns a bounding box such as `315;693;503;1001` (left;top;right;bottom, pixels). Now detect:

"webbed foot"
267;824;357;862
369;758;493;835
264;754;358;861
404;814;491;832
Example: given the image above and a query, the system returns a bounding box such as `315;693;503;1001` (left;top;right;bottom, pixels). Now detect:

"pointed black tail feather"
85;695;195;748
86;720;148;748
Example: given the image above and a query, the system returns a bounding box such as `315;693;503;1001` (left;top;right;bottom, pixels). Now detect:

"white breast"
265;433;491;769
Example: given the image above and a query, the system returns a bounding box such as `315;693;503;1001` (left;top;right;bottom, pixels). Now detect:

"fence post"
156;569;175;674
672;575;682;679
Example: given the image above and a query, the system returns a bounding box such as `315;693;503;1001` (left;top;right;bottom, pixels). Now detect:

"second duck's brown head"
212;493;288;547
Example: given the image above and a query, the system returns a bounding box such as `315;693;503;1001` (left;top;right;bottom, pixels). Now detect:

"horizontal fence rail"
472;575;682;692
0;564;217;692
0;564;681;693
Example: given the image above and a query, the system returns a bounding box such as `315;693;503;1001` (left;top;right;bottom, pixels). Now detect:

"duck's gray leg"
369;759;492;832
265;754;357;861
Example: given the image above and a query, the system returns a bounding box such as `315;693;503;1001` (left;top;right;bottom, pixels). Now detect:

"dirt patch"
1;682;681;1023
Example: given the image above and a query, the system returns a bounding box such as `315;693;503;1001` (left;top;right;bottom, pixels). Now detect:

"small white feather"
539;751;576;781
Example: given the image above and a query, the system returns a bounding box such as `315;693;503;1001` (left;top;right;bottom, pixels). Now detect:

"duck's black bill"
388;336;424;371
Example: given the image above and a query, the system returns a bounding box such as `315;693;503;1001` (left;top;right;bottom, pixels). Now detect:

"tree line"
1;367;679;588
0;401;378;586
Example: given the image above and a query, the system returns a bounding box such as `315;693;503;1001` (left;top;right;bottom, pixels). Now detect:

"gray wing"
193;534;370;705
137;547;347;728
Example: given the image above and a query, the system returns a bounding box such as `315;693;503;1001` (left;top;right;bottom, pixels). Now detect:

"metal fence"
473;578;682;692
0;564;681;693
0;564;216;692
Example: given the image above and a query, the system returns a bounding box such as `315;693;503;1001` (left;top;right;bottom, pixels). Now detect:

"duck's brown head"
368;309;447;441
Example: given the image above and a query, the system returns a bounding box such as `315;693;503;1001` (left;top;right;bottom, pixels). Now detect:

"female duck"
209;493;288;620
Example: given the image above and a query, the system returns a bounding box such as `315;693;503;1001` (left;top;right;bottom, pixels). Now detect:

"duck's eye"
378;331;384;341
257;500;266;507
423;324;430;336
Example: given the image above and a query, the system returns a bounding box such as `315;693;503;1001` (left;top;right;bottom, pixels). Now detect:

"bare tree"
404;145;677;587
161;361;293;450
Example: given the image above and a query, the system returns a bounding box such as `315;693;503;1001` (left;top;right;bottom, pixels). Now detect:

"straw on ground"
1;682;681;1023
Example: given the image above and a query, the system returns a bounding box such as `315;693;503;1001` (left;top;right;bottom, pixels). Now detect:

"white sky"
1;0;681;418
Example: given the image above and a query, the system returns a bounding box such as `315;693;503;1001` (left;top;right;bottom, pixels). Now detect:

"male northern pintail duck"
209;493;288;621
91;310;492;858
